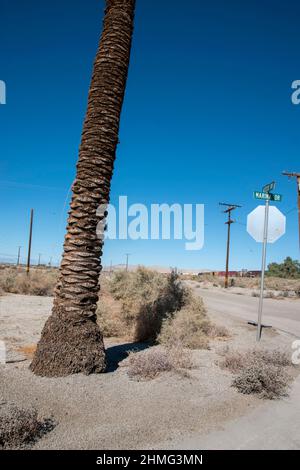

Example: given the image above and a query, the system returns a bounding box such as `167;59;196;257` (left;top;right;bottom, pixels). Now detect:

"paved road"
190;284;300;338
166;375;300;450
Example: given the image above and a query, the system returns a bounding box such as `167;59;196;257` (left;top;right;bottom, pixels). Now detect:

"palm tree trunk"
30;0;136;377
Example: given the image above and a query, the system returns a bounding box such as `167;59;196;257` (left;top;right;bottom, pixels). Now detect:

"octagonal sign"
247;205;286;243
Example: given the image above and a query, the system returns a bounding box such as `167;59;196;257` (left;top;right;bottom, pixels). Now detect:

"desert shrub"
193;273;300;292
103;268;187;341
232;363;291;399
0;404;55;449
220;348;292;399
98;267;226;345
97;277;127;337
134;273;186;341
250;349;290;367
0;269;17;292
225;275;300;292
126;346;193;380
158;296;210;349
0;268;57;296
97;301;126;337
220;348;290;373
203;323;229;339
219;350;245;373
265;277;300;291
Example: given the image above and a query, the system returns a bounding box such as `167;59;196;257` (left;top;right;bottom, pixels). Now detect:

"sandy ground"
164;375;300;450
0;292;299;449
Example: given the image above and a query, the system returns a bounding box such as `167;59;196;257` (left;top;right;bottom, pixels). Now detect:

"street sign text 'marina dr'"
254;191;282;202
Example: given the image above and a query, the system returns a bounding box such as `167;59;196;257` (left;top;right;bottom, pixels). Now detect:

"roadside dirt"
0;293;298;449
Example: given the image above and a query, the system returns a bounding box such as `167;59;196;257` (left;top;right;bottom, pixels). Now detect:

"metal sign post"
247;182;286;341
257;197;270;341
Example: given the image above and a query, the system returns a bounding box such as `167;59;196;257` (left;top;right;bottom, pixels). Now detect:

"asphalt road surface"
191;285;300;338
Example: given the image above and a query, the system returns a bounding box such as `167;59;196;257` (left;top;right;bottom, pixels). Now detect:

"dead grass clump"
220;348;292;399
233;363;291;399
0;268;57;296
126;346;193;381
0;404;56;449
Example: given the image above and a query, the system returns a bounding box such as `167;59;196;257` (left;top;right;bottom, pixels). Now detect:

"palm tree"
30;0;136;377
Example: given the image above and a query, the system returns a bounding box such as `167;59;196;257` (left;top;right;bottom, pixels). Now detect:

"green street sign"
262;181;275;193
271;193;282;202
254;191;270;200
253;191;282;202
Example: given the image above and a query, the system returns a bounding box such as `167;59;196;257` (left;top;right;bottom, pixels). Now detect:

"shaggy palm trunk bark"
30;0;135;377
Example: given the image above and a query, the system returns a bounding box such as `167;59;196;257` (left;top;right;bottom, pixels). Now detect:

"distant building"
217;271;240;277
244;270;261;278
216;270;261;278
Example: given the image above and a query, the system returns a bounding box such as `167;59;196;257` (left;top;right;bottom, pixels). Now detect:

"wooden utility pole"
125;253;130;272
16;246;21;266
283;171;300;249
219;203;241;288
26;209;34;275
38;253;42;266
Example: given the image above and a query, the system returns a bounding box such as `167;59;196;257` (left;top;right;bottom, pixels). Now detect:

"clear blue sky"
1;0;299;270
